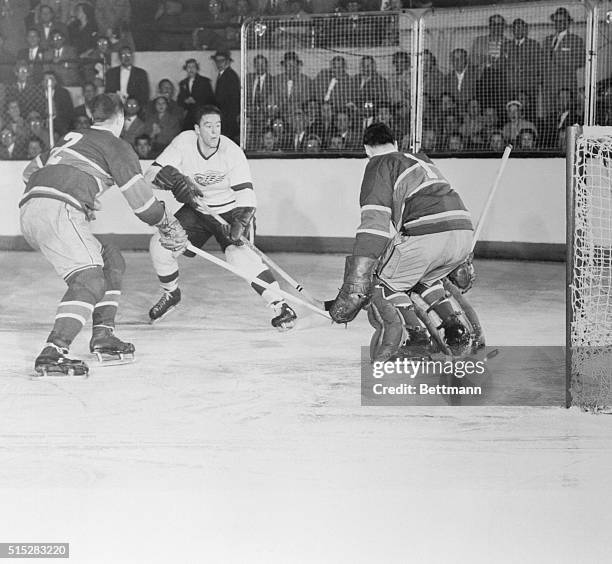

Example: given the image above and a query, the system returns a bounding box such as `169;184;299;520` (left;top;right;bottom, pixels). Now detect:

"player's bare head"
195;105;222;148
363;122;397;158
91;93;125;137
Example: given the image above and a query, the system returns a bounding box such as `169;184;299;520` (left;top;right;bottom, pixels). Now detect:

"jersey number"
46;132;84;164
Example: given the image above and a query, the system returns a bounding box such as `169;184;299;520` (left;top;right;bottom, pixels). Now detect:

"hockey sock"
92;243;126;329
158;270;179;293
47;266;105;349
378;282;422;330
252;269;284;306
419;282;454;321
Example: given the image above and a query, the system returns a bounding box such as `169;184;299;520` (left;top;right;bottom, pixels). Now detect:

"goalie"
146;105;297;330
327;123;475;361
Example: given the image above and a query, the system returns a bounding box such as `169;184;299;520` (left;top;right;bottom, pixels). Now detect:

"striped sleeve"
353;157;394;259
22;151;49;184
229;143;256;208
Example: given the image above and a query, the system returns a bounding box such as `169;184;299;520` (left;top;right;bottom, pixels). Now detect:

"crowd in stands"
0;1;597;159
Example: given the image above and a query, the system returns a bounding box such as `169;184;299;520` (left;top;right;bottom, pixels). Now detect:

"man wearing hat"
212;49;240;143
502;18;543;118
470;14;507;70
313;55;353;112
543;7;585;108
274;51;313;114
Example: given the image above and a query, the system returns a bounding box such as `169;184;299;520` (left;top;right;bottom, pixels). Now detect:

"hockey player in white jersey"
146;105;297;330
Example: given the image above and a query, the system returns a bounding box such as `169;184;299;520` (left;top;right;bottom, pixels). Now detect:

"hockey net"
567;126;612;411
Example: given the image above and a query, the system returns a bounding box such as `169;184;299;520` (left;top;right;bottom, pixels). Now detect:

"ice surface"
1;252;611;563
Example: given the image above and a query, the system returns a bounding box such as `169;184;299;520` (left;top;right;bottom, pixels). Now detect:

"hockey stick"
194;201;324;308
186;244;331;320
470;144;513;253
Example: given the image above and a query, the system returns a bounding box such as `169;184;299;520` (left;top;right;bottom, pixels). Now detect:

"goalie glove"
156;205;189;253
328;255;379;324
153;165;203;206
226;207;255;244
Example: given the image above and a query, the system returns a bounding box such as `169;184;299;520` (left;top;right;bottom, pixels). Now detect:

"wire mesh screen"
241;12;416;155
593;1;612;127
419;1;588;155
569;127;612;411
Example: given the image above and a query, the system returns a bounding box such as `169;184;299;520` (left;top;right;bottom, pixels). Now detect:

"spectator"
25;110;50;149
68;2;98;55
211;49;240;142
18;29;46;81
270;116;290;150
258;128;277;152
230;0;252;25
305;133;322;153
26;135;43;159
333;110;360;150
95;0;131;41
376;105;393;128
5;98;27;143
543;7;585;109
389;50;410;111
0;127;25;159
328;135;343;151
177;57;214;130
72;113;90;131
274;51;313;115
192;0;232;50
134;132;153;159
289;107;309;151
439;112;461;146
5;62;46;118
482;106;499;133
460;98;487;148
488;129;504;152
517;128;536;151
447;132;464;152
421;91;437;130
246;54;275;138
144;78;183;123
502;18;542;116
352;55;388;120
313;55;352;112
422;49;443;101
443;48;478;113
421;128;438;152
502;99;536;144
317;101;334;146
34;1;77;26
105;45;150;108
73;81;96;120
42;70;74;136
144;94;181;154
35;4;68;50
80;35;112;86
540;87;580;149
0;1;28;55
0;32;15;83
120;95;146;146
46;29;79;86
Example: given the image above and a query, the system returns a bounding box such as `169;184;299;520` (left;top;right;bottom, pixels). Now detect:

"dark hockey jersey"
354;151;473;259
19;127;164;226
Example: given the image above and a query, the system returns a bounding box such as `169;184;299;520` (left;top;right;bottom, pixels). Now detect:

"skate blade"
148;305;178;325
31;367;89;380
274;319;296;332
92;352;135;367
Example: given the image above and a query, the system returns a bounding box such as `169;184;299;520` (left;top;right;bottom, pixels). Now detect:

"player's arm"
328;158;394;324
22;150;50;184
227;146;257;244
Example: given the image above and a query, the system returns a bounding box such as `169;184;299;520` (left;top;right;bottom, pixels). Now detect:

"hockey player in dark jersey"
328;122;474;361
19;93;188;377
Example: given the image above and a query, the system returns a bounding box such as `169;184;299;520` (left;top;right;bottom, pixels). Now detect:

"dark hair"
183;58;199;71
363;122;395;147
158;78;174;89
195;104;222;124
27;27;40;36
135;133;152;144
91;93;124;123
81;81;96;91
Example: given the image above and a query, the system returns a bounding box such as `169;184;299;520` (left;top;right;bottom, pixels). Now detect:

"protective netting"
241;11;415;154
569;129;612;411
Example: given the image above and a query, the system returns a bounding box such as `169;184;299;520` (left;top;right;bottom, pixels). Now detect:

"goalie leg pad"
367;283;405;363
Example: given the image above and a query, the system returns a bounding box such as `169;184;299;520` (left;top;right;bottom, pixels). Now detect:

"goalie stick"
470;144;513;253
186;244;331;320
194;200;325;309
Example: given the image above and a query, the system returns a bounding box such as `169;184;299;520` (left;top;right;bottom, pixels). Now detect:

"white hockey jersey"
150;131;256;214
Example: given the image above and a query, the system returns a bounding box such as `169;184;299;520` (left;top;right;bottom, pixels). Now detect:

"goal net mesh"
569;129;612;410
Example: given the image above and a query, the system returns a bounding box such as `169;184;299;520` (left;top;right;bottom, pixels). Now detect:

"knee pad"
66;266;106;304
367;284;405;363
101;242;125;288
225;245;265;279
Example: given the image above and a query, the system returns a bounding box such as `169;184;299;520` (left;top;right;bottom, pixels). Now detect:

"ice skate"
89;326;135;365
271;301;297;331
34;343;89;378
399;326;432;360
439;313;472;357
149;288;181;323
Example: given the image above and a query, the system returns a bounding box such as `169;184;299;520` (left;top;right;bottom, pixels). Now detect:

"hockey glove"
154;165;203;206
227;207;255;244
156;208;189;253
329;255;378;324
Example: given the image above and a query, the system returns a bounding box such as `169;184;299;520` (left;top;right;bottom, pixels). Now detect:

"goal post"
566;125;612;411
